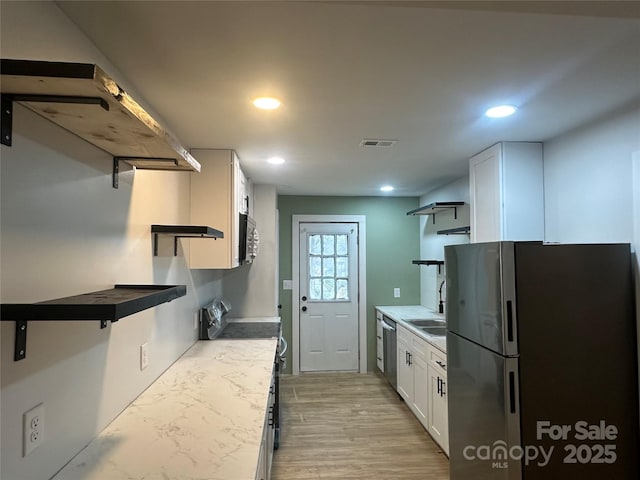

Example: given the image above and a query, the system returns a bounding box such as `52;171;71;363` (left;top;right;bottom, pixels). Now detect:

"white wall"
0;2;223;479
544;102;640;244
418;177;471;311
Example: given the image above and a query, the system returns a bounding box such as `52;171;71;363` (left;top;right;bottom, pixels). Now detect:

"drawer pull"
435;360;446;370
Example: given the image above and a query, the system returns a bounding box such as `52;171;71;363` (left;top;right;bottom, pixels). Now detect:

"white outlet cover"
394;288;400;298
140;343;149;370
23;403;44;456
283;280;293;290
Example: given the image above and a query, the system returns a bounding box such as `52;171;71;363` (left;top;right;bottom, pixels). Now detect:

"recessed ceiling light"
485;105;517;118
380;185;394;192
253;97;281;110
267;156;285;165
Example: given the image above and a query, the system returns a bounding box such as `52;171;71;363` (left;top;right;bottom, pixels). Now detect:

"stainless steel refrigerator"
445;241;639;480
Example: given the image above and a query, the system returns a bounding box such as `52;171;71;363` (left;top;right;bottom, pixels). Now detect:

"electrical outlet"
283;279;292;290
140;343;149;371
394;287;400;298
23;403;44;456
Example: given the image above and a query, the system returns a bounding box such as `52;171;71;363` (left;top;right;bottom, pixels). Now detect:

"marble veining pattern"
53;339;278;480
376;305;447;352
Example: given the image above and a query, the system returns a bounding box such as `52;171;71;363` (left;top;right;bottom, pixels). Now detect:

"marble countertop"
375;305;447;352
52;337;279;480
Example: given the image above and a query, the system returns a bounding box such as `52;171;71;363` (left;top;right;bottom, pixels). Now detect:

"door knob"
301;296;307;301
302;306;307;312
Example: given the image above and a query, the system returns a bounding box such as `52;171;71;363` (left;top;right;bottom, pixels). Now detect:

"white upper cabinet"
189;149;251;269
469;142;544;243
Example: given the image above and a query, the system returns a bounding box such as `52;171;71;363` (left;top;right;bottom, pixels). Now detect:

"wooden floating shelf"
1;284;187;361
1;59;201;188
406;202;464;224
151;224;224;256
437;226;471;235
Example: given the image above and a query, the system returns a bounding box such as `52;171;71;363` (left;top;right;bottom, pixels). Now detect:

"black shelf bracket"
112;157;179;189
406;202;464;224
1;93;109;147
14;320;27;361
151;225;224;256
412;260;445;274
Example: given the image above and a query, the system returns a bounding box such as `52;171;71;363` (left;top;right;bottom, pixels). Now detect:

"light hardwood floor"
271;372;449;480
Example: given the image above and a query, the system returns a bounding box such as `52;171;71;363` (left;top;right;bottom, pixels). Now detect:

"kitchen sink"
407;319;445;327
419;326;446;337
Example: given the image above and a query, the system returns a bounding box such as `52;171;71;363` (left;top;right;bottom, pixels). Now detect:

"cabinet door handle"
437;377;441;395
407;352;412;366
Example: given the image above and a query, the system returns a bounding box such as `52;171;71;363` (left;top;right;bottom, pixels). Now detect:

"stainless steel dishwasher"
380;315;397;390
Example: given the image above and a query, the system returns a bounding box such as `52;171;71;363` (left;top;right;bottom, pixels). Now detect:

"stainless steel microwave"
239;213;259;264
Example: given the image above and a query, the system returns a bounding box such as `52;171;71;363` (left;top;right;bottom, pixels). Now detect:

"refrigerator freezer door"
445;242;519;356
448;332;522;480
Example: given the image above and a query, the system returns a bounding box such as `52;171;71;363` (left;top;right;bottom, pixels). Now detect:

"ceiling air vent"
360;139;398;147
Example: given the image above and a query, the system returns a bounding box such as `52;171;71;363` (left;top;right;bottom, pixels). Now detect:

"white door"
299;222;359;372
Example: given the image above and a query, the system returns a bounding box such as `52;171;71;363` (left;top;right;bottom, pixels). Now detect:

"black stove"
216;322;281;339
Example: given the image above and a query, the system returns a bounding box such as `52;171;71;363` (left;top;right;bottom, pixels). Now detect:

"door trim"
292;215;367;375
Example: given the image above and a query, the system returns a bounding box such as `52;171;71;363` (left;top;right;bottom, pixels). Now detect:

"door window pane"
336;235;348;255
322;279;335;300
309;257;321;276
309;279;322;300
322;235;334;255
323;257;335;277
309;235;321;255
336;256;348;277
336;279;348;300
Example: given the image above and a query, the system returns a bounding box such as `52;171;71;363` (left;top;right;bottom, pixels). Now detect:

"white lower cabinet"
256;368;276;480
376;310;384;371
427;346;449;455
396;325;429;426
396;325;413;402
396;324;449;455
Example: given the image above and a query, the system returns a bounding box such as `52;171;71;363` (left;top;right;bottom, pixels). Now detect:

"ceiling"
55;1;640;197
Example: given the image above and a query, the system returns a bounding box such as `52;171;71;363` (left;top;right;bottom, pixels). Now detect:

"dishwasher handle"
279;336;288;357
380;319;396;332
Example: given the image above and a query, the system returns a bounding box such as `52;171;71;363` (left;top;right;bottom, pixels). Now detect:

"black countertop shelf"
1;59;201;188
412;260;445;274
151;224;224;256
406;201;464;223
436;226;471;235
1;284;187;361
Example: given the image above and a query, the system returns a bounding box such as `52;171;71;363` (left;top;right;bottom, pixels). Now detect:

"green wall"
277;195;420;373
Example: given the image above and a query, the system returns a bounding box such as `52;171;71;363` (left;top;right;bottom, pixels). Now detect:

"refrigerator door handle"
501;242;519;356
508;371;516;413
505;359;523;480
506;300;514;342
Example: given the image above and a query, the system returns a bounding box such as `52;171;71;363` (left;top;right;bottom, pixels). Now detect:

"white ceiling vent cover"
360;139;398;147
